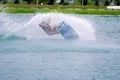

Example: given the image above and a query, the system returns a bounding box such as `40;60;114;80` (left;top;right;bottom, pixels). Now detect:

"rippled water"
0;13;120;80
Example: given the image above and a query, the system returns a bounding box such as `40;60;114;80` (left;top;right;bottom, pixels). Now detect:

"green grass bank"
0;4;120;15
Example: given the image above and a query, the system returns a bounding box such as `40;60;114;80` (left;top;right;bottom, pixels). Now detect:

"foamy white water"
23;13;96;40
1;13;96;40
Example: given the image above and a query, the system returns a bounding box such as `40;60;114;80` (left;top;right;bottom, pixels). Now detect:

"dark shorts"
57;21;79;40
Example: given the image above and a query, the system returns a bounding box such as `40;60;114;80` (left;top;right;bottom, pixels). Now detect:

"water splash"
19;13;96;40
0;13;96;40
0;13;30;40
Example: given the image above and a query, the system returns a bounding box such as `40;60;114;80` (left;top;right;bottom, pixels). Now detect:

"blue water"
0;13;120;80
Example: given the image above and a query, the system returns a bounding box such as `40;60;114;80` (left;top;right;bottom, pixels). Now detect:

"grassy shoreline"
0;4;120;15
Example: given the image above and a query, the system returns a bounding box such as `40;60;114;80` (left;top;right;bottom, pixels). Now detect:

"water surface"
0;13;120;80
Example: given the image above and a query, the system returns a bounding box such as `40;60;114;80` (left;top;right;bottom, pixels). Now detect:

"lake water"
0;13;120;80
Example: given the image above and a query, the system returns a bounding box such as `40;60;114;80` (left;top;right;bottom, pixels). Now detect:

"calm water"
0;13;120;80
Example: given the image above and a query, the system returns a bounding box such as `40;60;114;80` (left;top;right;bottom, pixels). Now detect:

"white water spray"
0;13;96;40
22;13;96;40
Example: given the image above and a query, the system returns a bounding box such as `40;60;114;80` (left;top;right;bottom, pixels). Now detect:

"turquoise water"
0;13;120;80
